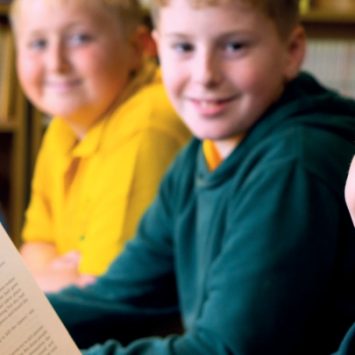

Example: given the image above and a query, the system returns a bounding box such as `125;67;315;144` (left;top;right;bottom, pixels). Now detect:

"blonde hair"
150;0;300;38
10;0;146;35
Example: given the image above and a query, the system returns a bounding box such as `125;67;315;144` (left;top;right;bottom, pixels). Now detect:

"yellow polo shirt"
22;65;191;275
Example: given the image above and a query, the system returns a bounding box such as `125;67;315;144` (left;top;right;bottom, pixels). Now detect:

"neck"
214;134;245;159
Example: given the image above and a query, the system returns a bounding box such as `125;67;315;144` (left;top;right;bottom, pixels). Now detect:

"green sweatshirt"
48;72;355;355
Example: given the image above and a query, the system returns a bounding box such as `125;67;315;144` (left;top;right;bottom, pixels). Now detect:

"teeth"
199;100;219;108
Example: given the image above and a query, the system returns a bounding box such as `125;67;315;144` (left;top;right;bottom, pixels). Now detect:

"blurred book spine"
0;24;15;123
300;0;312;14
302;38;355;99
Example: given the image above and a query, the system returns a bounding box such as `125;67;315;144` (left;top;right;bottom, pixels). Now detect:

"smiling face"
14;0;140;135
153;0;305;157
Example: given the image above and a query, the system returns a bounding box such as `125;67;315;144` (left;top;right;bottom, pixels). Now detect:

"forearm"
48;285;181;350
20;241;58;272
35;267;95;293
21;243;94;292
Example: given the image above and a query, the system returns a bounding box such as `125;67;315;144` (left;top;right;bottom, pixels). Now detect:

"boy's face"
345;157;355;226
15;0;139;126
154;0;305;156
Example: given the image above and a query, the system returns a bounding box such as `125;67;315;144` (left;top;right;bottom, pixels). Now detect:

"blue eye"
173;42;194;53
68;33;93;46
225;41;246;53
220;40;250;59
28;38;47;50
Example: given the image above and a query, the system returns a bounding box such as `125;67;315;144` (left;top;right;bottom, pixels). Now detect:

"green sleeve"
84;163;350;354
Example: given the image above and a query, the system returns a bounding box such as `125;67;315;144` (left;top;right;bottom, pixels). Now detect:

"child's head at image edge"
151;0;305;156
345;157;355;226
10;0;147;135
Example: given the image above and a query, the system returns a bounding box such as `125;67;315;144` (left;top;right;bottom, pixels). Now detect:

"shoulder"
243;117;354;201
104;80;190;149
128;79;184;131
249;73;355;185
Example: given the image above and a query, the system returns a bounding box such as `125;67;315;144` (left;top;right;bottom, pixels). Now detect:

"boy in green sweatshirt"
48;0;355;354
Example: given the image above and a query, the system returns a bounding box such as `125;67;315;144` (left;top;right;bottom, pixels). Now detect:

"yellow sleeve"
22;121;63;245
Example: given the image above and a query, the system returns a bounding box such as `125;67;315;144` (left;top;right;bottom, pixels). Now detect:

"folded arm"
21;242;95;292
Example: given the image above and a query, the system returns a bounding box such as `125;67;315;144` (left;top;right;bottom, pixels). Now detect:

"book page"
0;223;81;354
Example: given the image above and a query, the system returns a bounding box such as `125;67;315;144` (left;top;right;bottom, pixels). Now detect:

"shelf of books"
0;4;28;246
301;2;355;99
0;4;9;14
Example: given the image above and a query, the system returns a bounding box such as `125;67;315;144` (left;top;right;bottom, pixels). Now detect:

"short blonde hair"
150;0;300;38
10;0;146;36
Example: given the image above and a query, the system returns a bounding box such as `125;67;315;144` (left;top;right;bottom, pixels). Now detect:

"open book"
0;223;81;354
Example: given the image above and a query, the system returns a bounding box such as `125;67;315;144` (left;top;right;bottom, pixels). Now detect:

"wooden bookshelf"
0;4;28;246
300;6;355;99
0;4;9;14
302;9;355;38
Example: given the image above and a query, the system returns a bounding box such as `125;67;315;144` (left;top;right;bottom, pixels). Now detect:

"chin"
190;128;231;142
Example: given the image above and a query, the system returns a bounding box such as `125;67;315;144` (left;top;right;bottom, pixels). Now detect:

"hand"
36;251;81;293
21;244;96;292
51;251;81;270
38;251;97;292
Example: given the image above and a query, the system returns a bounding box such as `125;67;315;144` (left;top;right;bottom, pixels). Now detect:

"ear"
132;25;158;61
283;25;306;81
126;25;155;72
126;29;143;72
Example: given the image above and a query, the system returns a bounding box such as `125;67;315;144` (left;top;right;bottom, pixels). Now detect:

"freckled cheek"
80;57;126;94
17;56;43;96
163;67;186;98
234;67;265;92
165;84;183;112
159;78;180;116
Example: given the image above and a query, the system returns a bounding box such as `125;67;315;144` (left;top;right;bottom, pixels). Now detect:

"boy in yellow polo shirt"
10;0;190;292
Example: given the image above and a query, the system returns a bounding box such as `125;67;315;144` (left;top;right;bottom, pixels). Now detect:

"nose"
193;48;221;88
46;39;70;73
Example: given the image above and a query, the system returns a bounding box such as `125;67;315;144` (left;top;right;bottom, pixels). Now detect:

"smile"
189;95;237;116
46;79;81;92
